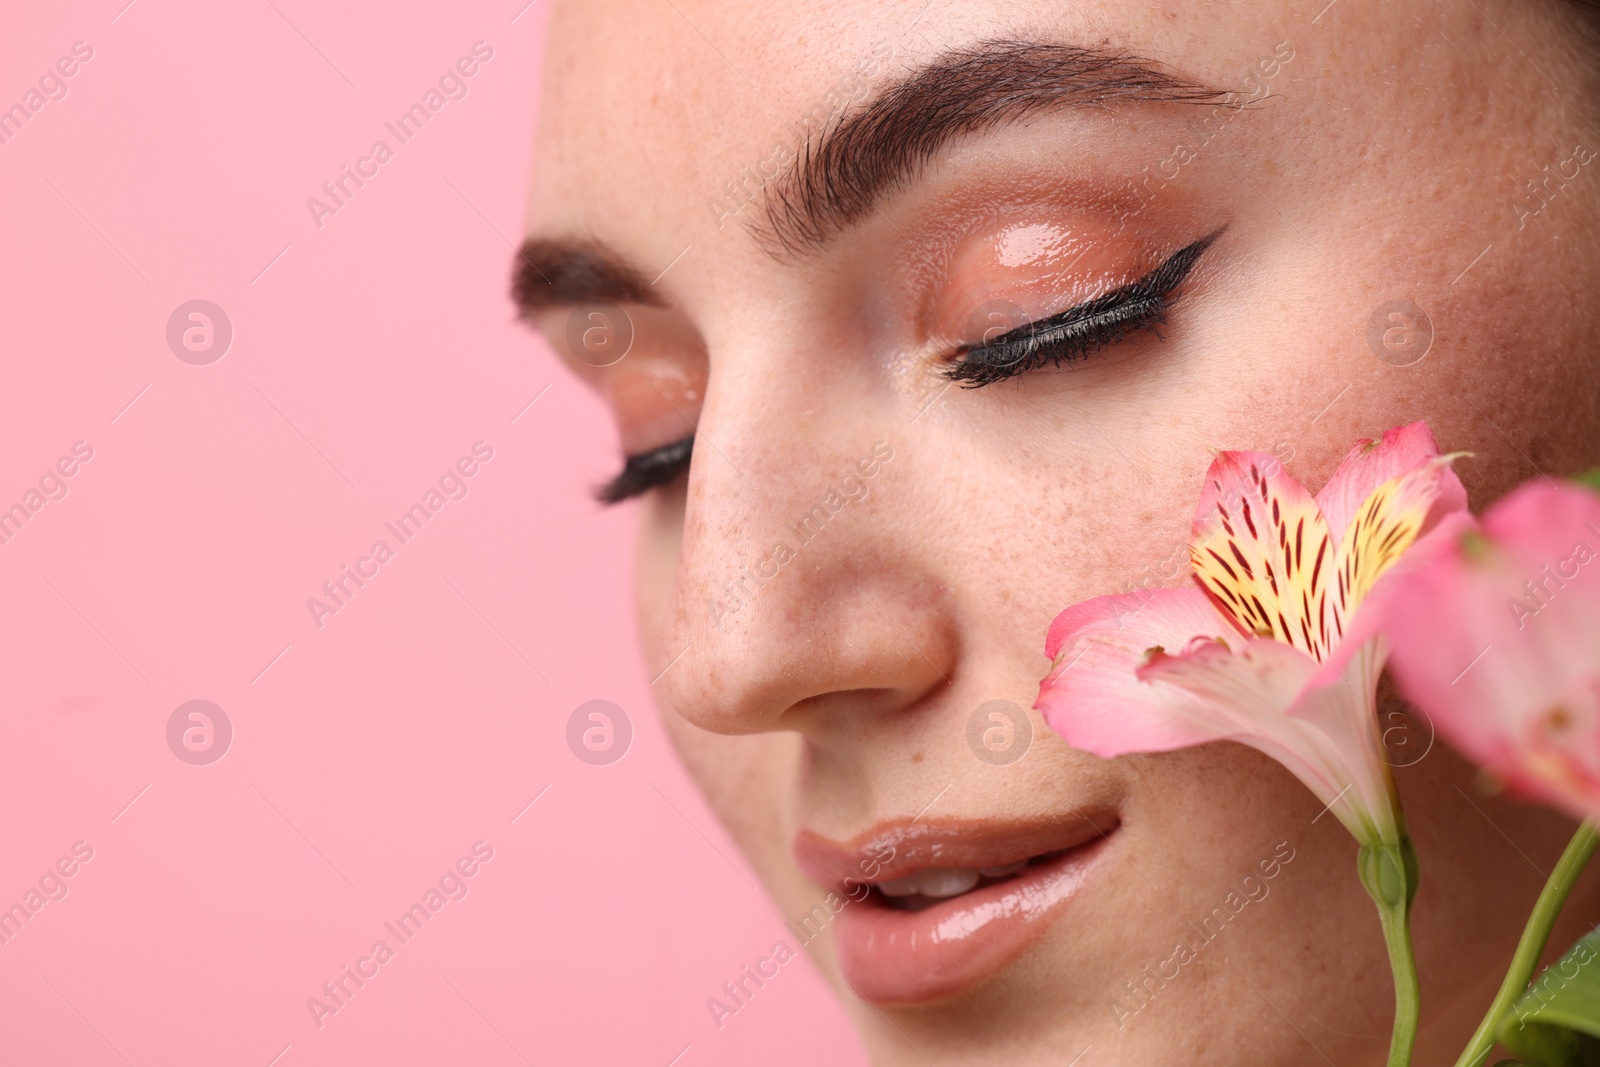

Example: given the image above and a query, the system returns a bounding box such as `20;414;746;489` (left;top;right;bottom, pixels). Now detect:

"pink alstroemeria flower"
1384;480;1600;824
1035;423;1466;846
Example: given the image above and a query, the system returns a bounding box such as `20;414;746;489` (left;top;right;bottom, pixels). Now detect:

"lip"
793;811;1118;1004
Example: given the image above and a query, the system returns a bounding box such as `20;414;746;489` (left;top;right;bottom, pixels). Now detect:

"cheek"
1118;746;1399;1027
1427;240;1600;490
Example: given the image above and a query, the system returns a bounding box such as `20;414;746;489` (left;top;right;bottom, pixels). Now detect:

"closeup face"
525;1;1600;1064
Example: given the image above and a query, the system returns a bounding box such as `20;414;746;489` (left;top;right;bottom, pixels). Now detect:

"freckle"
911;752;924;763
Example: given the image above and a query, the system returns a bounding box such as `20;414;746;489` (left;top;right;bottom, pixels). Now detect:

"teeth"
875;867;983;899
875;875;924;898
917;868;981;897
872;858;1043;900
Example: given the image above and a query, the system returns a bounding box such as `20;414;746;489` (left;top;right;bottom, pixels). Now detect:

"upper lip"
793;809;1120;889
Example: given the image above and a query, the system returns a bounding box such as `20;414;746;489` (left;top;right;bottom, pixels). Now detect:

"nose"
654;344;956;738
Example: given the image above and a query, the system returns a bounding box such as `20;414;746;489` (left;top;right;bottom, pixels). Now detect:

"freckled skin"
531;2;1600;1064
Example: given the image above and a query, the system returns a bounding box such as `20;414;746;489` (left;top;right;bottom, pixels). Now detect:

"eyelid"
596;435;695;504
943;228;1222;386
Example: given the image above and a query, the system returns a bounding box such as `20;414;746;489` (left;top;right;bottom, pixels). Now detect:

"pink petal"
1322;451;1471;651
1384;483;1600;822
1315;421;1466;545
1037;586;1397;839
1033;422;1469;847
1139;634;1396;840
1038;588;1238;755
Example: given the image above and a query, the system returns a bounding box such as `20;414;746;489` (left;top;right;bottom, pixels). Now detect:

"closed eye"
944;228;1222;387
596;436;694;504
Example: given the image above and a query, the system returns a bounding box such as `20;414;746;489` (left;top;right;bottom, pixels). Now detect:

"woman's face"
527;1;1600;1062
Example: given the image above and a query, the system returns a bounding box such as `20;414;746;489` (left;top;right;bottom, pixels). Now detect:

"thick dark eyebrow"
510;237;664;320
512;41;1237;307
758;40;1239;255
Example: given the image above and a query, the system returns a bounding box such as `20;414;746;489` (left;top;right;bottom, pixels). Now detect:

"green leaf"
1498;931;1600;1066
1573;470;1600;494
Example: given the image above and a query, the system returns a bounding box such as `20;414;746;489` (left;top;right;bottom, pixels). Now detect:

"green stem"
1378;889;1422;1066
1452;821;1600;1067
1362;836;1422;1067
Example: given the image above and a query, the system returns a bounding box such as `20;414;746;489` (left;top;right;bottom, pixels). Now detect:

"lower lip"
832;838;1111;1005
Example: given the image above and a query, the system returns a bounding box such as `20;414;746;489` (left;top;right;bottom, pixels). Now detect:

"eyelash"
596;435;694;504
596;230;1220;503
942;230;1220;388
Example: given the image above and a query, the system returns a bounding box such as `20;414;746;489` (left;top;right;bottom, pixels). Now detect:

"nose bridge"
701;434;900;631
656;332;950;735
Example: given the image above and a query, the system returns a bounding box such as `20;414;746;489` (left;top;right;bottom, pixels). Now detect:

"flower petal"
1385;483;1600;823
1189;449;1336;660
1314;421;1466;545
1037;585;1395;841
1138;634;1393;840
1287;637;1400;842
1325;452;1467;637
1038;587;1237;755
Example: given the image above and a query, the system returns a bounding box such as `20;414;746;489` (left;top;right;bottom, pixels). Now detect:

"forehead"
526;0;1294;254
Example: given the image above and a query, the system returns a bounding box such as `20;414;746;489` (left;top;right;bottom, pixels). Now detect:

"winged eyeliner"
597;229;1220;501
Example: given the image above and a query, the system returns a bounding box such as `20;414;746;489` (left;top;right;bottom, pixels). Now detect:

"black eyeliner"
596;435;695;504
944;228;1223;387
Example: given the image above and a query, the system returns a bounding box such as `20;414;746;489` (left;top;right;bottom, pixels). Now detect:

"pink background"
0;2;865;1063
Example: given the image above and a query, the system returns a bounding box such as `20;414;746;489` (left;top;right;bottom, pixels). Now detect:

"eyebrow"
510;237;663;319
761;40;1237;254
511;39;1236;310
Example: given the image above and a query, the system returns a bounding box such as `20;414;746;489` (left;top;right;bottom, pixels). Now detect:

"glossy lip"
794;811;1119;1004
